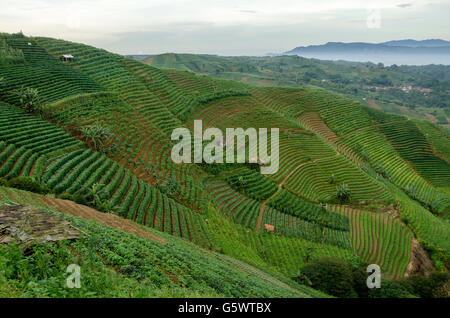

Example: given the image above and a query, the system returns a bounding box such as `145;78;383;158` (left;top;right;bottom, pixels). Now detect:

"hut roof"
0;204;81;245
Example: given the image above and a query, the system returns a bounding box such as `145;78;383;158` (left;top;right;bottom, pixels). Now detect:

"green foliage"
328;174;336;185
0;177;7;186
400;272;450;298
88;183;114;213
0;34;448;299
56;192;75;201
196;89;251;104
7;176;50;194
367;280;413;298
296;257;416;298
295;257;358;298
11;85;43;113
336;183;351;202
158;175;180;198
0;209;319;297
225;167;278;200
0;39;24;65
144;53;450;122
79;123;112;151
268;190;350;232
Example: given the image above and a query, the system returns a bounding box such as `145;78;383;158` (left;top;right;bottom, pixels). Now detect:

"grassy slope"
0;188;324;297
0;33;449;289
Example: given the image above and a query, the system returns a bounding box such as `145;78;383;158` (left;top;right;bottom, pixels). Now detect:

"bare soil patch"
404;238;434;278
367;100;382;110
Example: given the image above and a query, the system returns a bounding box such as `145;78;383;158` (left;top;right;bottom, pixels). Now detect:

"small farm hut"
60;54;74;62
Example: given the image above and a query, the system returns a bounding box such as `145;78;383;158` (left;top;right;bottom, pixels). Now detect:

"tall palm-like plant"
11;85;42;113
336;183;351;202
80;123;112;151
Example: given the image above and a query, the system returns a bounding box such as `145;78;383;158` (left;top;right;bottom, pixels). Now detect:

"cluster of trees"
295;257;450;298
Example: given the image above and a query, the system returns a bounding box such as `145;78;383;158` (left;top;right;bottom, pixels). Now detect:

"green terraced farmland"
332;205;414;279
0;33;449;299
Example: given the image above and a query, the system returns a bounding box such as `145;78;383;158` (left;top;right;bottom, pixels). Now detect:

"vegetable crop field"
0;32;449;298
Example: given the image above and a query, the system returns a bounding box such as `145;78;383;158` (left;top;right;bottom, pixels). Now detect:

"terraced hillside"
0;187;323;298
0;33;449;295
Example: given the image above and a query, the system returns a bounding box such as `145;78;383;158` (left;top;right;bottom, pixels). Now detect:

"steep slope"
0;187;323;298
0;32;448;283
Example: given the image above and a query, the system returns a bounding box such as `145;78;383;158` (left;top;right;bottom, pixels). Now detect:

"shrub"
79;123;112;151
158;175;180;198
56;192;75;201
367;280;413;298
400;272;450;298
295;257;358;298
73;194;89;206
7;176;50;194
0;177;7;187
11;85;43;113
336;183;351;202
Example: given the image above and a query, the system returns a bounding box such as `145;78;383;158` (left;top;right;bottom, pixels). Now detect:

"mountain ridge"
284;39;450;65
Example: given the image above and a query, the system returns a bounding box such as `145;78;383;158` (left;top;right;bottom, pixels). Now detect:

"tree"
11;85;43;113
295;257;358;298
336;183;351;202
400;272;450;298
80;123;112;151
88;183;114;212
367;280;412;298
159;175;180;197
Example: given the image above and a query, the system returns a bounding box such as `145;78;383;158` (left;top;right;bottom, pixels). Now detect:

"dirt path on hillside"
46;197;166;244
255;155;337;232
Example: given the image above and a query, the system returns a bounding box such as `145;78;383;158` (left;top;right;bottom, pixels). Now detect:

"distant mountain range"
284;39;450;65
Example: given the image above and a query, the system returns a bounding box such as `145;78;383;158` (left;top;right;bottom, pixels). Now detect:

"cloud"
239;10;258;14
0;0;448;55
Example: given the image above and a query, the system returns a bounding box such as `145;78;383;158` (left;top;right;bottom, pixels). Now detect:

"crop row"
225;167;278;200
336;125;449;213
331;205;413;279
268;189;350;231
40;148;212;248
283;155;392;202
0;102;83;155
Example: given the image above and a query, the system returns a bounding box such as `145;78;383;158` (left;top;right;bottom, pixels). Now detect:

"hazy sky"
1;0;449;55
